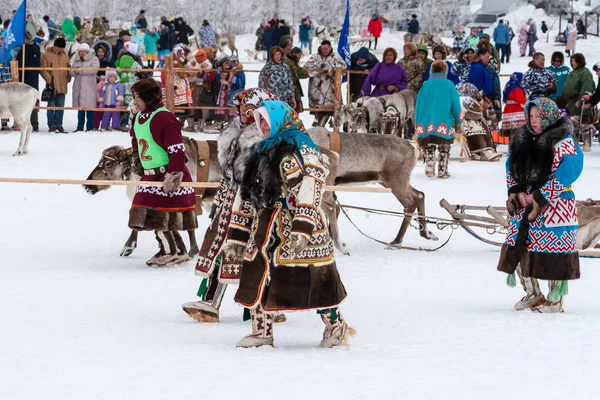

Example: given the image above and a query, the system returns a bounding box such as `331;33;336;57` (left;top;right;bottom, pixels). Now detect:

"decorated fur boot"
319;309;355;348
514;268;545;311
534;280;566;313
236;305;274;348
182;281;227;322
437;148;451;179
423;145;436;178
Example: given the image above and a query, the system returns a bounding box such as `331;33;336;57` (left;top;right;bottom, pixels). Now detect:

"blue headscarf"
502;72;524;103
256;100;319;158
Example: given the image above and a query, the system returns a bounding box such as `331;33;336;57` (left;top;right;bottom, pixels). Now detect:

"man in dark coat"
16;33;41;132
175;17;194;45
349;47;378;102
408;14;419;34
112;30;131;63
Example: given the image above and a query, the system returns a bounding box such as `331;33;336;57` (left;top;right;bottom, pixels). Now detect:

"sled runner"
244;49;267;63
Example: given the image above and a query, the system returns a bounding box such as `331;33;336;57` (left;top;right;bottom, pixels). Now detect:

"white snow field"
2;9;600;400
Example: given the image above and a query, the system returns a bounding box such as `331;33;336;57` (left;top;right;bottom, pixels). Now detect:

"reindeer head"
350;106;366;133
380;110;400;135
83;146;133;195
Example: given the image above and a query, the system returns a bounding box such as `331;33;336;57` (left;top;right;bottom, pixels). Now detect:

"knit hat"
119;29;130;37
54;37;66;48
594;62;600;71
254;106;272;136
105;70;118;81
140;10;145;14
78;43;91;52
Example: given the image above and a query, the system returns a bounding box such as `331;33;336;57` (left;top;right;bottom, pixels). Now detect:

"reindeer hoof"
188;246;200;258
339;242;351;256
120;243;137;257
13;151;25;156
424;230;439;241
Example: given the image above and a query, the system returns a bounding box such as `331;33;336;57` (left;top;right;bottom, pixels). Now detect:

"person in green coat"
415;60;464;178
416;44;432;68
284;47;309;114
143;27;160;69
61;17;77;42
562;53;595;152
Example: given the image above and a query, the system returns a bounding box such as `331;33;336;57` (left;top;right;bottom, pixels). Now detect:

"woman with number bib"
128;78;197;267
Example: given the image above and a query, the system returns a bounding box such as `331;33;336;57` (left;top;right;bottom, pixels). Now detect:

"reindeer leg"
120;229;139;257
411;186;438;241
187;229;200;258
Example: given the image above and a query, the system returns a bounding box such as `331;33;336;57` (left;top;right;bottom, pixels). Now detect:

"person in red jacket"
368;14;383;50
500;72;527;138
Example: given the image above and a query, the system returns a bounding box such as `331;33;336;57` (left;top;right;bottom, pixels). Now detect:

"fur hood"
509;117;573;189
217;119;263;187
71;48;97;63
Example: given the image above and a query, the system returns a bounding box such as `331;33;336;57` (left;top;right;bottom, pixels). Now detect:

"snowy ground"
2;12;600;400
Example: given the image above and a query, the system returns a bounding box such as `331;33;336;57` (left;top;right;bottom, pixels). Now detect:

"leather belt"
143;165;168;176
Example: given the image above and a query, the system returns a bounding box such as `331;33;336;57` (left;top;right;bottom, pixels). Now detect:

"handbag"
41;78;56;102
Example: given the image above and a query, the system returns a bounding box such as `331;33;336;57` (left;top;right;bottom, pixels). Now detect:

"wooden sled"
349;36;374;48
440;198;600;258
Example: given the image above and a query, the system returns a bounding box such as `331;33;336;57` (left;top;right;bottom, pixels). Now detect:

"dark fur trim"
240;142;298;209
508;117;573;190
128;207;197;231
498;244;580;280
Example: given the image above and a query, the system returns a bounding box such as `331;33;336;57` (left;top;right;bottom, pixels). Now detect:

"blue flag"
337;0;351;83
0;0;27;71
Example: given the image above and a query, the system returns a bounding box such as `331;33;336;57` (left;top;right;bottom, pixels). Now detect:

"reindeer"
0;83;39;156
215;33;239;57
310;128;437;248
379;90;417;138
83;138;221;264
333;103;355;132
352;97;386;133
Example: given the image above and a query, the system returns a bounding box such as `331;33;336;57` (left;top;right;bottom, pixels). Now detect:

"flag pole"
21;44;25;83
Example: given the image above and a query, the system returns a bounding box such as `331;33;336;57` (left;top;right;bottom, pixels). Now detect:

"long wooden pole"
21;44;26;83
0;177;392;193
164;53;175;113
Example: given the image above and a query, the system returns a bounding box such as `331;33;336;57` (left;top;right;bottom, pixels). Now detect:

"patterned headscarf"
456;82;480;98
255;100;318;158
233;88;277;127
524;97;561;135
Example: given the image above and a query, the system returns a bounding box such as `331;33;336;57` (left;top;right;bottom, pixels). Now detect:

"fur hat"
432;45;447;60
54;37;66;48
403;42;417;56
119;29;131;37
105;70;118;81
131;78;162;110
78;43;91;52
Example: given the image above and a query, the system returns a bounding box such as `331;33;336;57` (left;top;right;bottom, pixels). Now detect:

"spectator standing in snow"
43;15;60;40
368;14;383;50
198;20;217;48
276;19;291;46
505;21;515;62
541;21;548;34
134;10;147;30
262;22;276;61
361;48;408;97
493;20;510;64
566;19;577;57
518;24;528;57
285;47;309;113
174;17;193;46
526;19;537;56
144;27;160;69
407;14;419;43
562;53;595;152
299;19;312;53
547;51;570;100
522;53;557;100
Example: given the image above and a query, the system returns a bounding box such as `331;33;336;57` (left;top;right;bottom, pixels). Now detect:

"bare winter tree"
528;0;570;16
418;0;470;34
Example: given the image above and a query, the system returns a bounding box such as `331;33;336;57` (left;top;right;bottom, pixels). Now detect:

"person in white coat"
70;43;100;132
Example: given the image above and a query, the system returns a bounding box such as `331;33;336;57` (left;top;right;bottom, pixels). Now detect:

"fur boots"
182;277;227;322
514;266;565;312
146;231;190;267
320;309;354;348
423;145;436;177
437;144;451;179
236;304;274;348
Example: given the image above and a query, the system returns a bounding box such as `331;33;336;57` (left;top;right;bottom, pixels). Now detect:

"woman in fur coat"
223;100;350;348
182;88;277;322
497;97;583;313
128;78;197;266
416;61;463;178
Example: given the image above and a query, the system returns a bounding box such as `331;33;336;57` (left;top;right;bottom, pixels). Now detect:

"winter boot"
182;280;227;322
319;309;355;348
437;144;451;179
423;145;436;177
514;266;545;310
236;305;274;348
534;280;566;313
146;231;179;267
183;118;196;132
273;314;287;323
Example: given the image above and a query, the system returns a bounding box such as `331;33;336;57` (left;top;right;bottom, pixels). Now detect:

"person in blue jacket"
423;45;459;85
493;20;510;63
468;47;493;97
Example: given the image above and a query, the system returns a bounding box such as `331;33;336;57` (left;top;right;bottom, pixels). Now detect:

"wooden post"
21;44;26;83
10;59;19;82
346;70;351;105
164;53;175;112
333;69;343;124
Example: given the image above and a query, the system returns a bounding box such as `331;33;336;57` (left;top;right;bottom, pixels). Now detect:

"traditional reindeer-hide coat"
128;104;197;232
304;50;346;110
398;54;425;92
228;103;346;312
498;99;583;281
195;121;263;283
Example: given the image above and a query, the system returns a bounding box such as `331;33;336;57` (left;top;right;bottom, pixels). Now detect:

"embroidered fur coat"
194;120;262;283
497;117;584;280
227;142;347;312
